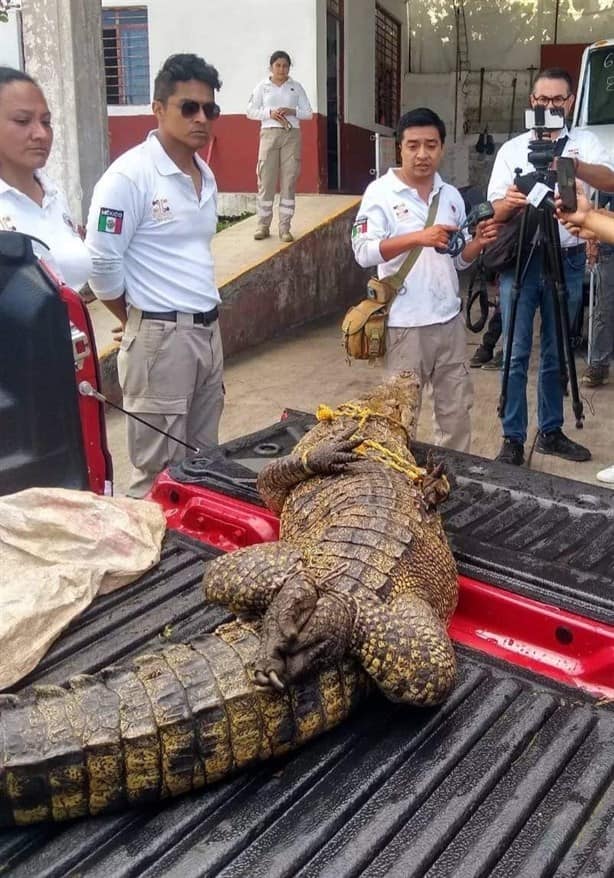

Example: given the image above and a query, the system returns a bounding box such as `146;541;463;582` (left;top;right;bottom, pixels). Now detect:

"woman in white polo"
247;50;312;243
0;67;91;291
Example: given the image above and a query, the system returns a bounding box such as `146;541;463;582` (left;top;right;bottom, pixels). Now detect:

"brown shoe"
254;227;270;241
581;364;609;387
279;229;294;243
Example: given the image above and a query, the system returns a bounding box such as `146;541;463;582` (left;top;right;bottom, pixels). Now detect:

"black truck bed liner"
2;527;614;877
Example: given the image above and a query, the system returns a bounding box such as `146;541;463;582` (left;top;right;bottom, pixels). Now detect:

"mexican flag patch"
351;217;368;238
98;208;124;234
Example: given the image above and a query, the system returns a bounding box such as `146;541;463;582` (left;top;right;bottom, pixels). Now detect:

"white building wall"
409;0;614;74
104;0;320;116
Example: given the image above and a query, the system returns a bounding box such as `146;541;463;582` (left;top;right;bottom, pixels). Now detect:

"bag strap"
385;190;441;293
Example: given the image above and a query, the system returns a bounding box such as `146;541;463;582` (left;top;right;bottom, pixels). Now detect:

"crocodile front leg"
257;426;363;514
352;594;457;706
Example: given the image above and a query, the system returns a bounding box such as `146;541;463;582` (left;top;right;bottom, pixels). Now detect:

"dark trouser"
499;247;586;444
588;245;614;367
480;305;502;353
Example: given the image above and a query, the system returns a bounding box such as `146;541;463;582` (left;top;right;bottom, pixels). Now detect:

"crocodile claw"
253;669;286;692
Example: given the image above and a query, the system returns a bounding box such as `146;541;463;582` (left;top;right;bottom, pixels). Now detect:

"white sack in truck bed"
0;487;166;690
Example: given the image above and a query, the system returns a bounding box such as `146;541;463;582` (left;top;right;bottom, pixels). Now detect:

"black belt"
141;307;218;326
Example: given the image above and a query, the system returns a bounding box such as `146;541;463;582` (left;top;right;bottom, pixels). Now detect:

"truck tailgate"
2;531;613;878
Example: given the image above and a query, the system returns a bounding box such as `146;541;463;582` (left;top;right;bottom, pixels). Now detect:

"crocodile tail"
0;619;368;827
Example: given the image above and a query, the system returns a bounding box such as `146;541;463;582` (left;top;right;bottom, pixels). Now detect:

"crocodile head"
356;370;421;444
295;370;421;456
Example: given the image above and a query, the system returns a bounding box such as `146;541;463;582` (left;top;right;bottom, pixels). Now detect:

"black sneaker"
482;349;504;371
581;364;609;387
536;429;591;462
470;346;493;368
496;438;524;466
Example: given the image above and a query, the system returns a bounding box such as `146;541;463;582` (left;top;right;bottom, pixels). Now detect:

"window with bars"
102;7;150;105
375;5;400;129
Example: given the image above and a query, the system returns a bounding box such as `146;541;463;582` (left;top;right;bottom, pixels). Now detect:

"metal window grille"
375;5;400;129
327;0;343;17
102;7;150;106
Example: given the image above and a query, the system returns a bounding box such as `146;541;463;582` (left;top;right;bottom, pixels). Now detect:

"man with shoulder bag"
350;107;497;452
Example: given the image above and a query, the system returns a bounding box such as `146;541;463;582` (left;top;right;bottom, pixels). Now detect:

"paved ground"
105;312;614;496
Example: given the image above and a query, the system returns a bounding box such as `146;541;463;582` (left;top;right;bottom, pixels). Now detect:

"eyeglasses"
532;94;571;108
175;100;221;120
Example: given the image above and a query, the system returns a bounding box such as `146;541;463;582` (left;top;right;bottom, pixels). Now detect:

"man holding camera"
352;107;497;452
488;67;614;466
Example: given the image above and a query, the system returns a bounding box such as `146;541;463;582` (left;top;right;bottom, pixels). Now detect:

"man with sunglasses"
86;54;224;497
487;67;614;467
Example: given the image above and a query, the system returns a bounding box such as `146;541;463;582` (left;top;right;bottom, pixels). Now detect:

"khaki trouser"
118;308;225;497
256;127;301;232
385;312;473;452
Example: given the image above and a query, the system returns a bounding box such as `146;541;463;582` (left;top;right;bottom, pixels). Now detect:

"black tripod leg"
540;217;569;396
541;234;569;395
543;209;585;429
498;209;531;420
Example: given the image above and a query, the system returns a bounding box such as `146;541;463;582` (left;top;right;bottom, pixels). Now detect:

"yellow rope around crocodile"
315;403;427;484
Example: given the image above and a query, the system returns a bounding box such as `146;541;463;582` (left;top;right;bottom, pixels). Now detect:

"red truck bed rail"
150;472;614;701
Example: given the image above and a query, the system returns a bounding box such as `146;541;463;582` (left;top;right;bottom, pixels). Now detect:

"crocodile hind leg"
203;542;324;691
202;542;305;614
255;580;353;690
351;593;456;706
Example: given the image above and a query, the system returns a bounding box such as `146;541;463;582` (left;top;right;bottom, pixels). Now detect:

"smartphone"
557;157;577;212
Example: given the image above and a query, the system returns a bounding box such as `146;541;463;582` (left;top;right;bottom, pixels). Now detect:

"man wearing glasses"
86;54;224;497
488;67;614;467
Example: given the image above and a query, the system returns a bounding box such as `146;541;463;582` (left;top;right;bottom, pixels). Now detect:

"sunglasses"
176;100;221;120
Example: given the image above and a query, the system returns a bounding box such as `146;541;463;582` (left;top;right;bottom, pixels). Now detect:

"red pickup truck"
2;231;614;877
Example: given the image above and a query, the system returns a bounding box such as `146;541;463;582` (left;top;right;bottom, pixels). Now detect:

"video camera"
435;201;495;257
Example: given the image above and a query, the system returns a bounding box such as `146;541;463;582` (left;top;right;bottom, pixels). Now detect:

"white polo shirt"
86;131;221;313
488;126;614;249
0;172;91;291
352;169;472;328
247;77;313;129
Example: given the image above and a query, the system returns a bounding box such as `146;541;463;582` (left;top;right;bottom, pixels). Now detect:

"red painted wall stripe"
107;113;376;195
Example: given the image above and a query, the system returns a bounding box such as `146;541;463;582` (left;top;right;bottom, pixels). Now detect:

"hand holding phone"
557;157;577;212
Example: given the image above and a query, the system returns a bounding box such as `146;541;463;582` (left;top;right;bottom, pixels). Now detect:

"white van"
573;39;614;179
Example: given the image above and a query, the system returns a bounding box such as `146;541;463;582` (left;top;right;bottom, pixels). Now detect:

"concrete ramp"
91;194;363;398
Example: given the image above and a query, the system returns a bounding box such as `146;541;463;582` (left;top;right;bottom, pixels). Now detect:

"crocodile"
204;370;458;705
0;371;457;827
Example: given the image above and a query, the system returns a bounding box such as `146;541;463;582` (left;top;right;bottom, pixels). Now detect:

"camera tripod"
497;201;585;430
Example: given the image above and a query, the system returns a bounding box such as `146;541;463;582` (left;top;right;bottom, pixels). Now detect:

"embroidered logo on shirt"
352;216;368;238
0;215;16;232
97;208;124;234
393;203;410;220
152;197;171;221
